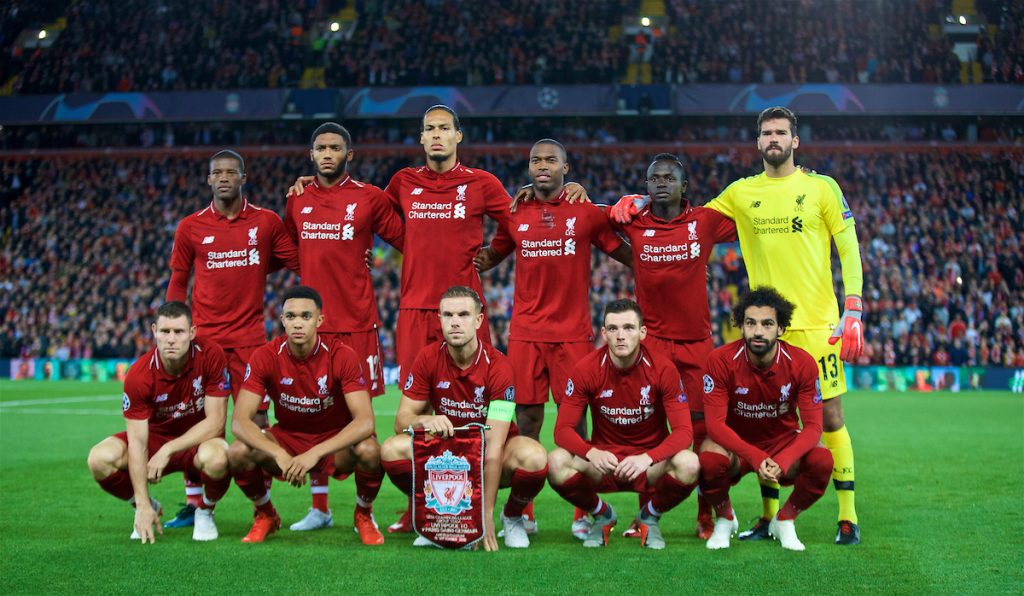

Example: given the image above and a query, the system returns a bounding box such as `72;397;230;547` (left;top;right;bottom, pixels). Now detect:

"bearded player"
282;122;404;532
547;300;699;549
379;286;548;550
475;138;632;537
699;287;833;551
86;302;231;543
228;286;383;545
612;107;865;545
165;149;300;528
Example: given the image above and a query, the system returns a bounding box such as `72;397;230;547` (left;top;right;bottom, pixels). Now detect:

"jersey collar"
207;198;251;221
152;343;197;380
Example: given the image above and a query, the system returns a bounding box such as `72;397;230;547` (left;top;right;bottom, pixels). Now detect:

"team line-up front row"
87;284;834;552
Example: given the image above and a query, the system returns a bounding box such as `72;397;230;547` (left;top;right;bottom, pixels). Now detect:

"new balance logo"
281;377;294;385
202;236;215;244
791;216;803;233
436;381;451;389
599;389;614;398
750;201;761;208
736;387;749;395
155;393;169;403
643;229;656;237
411;188;424;195
300;206;313;214
518;224;530;232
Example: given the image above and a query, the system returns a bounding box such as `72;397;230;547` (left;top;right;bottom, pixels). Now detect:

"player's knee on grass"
87;437;127;480
380;434;412;462
196;438;229;479
546;448;577;485
227;440;257;471
667;450;700;484
352;436;381;469
504;437;548;473
822;396;845;432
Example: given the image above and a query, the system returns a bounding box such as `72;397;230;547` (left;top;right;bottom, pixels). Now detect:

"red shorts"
267;425;339;477
643;335;713;413
320;329;386;397
509;340;593;405
112;431;199;476
692;417;707;451
396;308;492;386
595;471;652;494
225;345;270;412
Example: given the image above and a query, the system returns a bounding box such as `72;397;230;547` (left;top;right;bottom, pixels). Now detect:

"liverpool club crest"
423;450;473;515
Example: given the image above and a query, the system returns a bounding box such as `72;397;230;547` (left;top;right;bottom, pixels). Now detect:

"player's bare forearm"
125;419;152;502
482;437;503;537
308;415;375;462
159;398;227;456
394;396;430;433
608;243;634;268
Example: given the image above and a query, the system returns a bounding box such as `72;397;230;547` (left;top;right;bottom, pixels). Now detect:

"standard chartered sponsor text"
302;221;341;240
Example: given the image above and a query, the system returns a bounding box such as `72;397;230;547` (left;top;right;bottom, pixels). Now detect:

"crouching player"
228;286;384;544
87;301;231;543
700;287;833;551
380;286;548;550
547;299;699;549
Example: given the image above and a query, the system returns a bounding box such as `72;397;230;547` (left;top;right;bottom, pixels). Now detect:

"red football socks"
779;446;833;521
504;466;548;518
354;467;384;507
381;459;413;496
552;472;599;513
650;473;697;515
97;470;133;501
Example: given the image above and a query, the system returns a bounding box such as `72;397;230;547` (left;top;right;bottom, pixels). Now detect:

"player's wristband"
487;400;516;423
844;296;863;312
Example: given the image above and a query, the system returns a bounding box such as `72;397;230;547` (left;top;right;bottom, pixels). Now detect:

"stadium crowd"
8;0;1023;93
2;147;1021;367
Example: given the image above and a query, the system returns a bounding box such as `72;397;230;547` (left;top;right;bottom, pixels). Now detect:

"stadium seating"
2;148;1021;366
7;0;1022;92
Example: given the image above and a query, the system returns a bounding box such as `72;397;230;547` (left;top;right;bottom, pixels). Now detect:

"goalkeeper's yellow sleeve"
834;225;863;297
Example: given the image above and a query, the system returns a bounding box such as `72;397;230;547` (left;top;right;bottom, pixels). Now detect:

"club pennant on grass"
410;423;487;549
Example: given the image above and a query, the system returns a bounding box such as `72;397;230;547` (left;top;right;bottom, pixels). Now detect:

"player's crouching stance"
87;302;231;543
699;288;833;551
228;286;384;545
547;300;699;549
380;286;548;550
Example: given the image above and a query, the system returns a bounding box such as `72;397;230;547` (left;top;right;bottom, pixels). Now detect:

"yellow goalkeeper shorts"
782;328;847;400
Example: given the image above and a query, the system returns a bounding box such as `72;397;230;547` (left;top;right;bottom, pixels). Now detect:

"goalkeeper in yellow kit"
611;106;864;545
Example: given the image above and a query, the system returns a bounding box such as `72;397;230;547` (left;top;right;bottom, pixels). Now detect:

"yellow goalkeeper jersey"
706;169;855;330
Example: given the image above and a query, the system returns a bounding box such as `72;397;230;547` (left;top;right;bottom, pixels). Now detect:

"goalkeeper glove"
828;295;864;362
609;194;649;224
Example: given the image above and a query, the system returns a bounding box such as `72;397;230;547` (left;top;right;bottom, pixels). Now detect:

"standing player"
165;149;300;528
227;286;383;545
608;153;737;540
283;122;404;532
699;287;834;551
379;286;549;550
86;302;232;543
547;299;699;549
612;107;866;545
475;139;631;536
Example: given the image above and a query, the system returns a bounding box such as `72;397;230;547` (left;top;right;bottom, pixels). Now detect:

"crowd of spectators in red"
3;147;1021;368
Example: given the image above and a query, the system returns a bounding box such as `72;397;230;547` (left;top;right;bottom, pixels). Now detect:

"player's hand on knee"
564;182;590;205
288;175;315;197
134;504;162;544
587;448;619;475
146;448;171;483
510;184;535;212
614;453;653;481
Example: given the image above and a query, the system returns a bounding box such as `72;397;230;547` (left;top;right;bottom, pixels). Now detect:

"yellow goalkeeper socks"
759;480;780;520
822;425;858;524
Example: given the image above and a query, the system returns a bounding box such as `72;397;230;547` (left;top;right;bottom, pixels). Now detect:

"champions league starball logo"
423;450;474;515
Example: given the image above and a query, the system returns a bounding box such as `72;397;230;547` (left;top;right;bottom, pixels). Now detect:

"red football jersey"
554;346;692;462
168;200;299;348
404;341;515;426
241;335;368;435
702;339;823;471
284;176;405;333
490;194;622;342
122;338;231;437
383;163;511;310
611;201;736;340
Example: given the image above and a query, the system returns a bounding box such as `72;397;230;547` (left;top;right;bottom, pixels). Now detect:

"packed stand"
11;0;325;94
976;0;1024;83
2;148;1021;367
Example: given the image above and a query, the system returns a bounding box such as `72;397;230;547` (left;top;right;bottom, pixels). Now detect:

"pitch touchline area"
0;394;121;407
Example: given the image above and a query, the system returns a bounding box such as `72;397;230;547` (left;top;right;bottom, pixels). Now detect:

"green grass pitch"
1;380;1021;594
